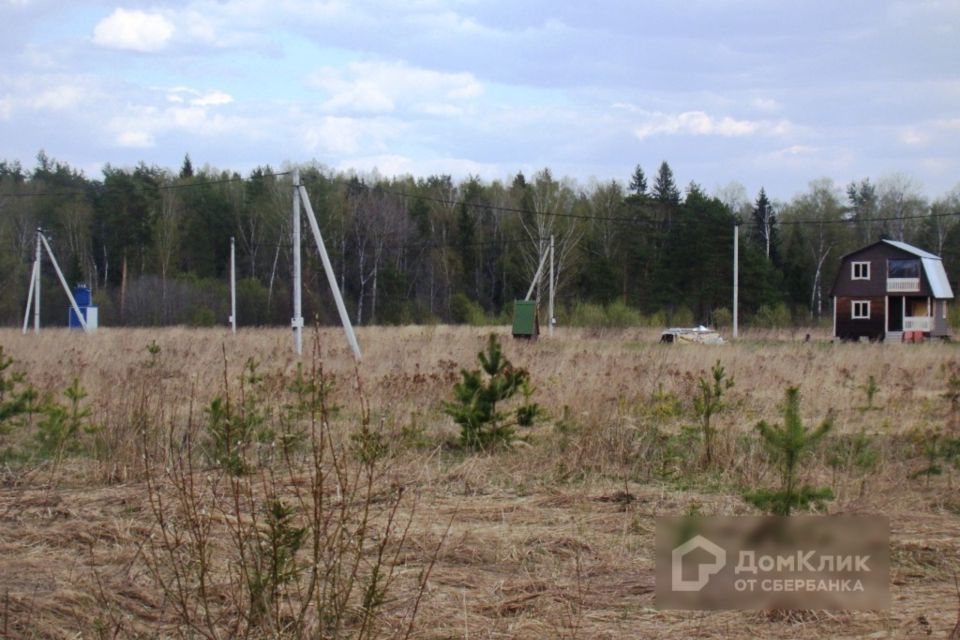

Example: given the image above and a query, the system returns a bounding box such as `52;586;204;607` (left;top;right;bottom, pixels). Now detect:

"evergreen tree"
652;161;680;205
179;154;194;179
744;386;833;516
652;188;734;320
445;334;539;449
93;163;161;287
629;164;647;196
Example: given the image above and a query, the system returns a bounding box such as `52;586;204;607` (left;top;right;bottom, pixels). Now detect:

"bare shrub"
141;333;439;638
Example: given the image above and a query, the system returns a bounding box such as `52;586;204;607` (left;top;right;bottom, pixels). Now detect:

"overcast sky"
2;0;958;200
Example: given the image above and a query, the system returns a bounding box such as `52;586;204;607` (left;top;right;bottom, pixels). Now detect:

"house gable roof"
880;239;940;260
835;239;954;300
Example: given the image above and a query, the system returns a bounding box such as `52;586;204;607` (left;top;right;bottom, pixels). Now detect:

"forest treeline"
1;152;958;329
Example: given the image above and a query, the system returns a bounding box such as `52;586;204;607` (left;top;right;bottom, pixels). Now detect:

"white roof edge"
881;239;940;260
921;256;954;299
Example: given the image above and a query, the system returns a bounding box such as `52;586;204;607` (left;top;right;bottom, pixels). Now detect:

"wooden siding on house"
830;243;933;298
831;240;954;340
934;299;949;336
835;296;885;341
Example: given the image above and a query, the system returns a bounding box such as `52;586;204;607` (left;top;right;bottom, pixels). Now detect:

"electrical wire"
3;168;959;231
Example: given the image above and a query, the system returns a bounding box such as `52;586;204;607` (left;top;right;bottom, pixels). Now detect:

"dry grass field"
1;325;959;639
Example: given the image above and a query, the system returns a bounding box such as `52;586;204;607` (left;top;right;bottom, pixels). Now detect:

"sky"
1;0;959;201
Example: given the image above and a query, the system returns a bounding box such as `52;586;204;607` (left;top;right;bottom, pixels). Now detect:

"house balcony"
888;277;920;292
903;316;932;332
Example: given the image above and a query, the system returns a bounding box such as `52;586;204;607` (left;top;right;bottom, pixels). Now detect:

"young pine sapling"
445;334;540;450
694;360;734;467
744;386;834;516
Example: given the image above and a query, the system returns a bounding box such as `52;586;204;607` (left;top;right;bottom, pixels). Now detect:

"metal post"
230;236;237;334
292;170;303;355
34;229;41;333
733;224;739;339
548;234;555;336
299;185;362;361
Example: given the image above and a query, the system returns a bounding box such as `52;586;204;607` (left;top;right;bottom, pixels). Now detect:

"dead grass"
0;326;959;638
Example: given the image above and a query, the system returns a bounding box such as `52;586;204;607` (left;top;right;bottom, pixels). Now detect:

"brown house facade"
830;240;954;341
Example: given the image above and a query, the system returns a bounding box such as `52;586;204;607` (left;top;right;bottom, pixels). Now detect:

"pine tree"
744;386;834;516
0;346;36;436
629;164;647;196
694;360;734;467
652;161;680;205
445;334;539;449
179;154;194;179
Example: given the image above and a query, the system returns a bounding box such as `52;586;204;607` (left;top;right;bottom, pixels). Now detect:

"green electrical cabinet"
512;300;540;339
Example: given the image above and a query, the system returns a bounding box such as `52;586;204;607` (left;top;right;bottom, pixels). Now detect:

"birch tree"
516;169;583;306
785;179;849;317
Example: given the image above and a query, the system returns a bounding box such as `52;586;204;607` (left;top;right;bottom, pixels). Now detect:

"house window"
888;259;920;279
852;262;870;280
944;301;949;320
852;301;870;319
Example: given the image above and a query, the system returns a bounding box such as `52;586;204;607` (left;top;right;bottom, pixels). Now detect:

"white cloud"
30;85;86;111
104;94;255;150
899;128;930;146
307;60;483;115
937;118;960;132
93;9;175;53
894;119;960;147
756;145;857;176
771;145;817;158
191;91;234;107
116;130;154;148
634;111;792;139
302;116;402;155
0;75;101;118
338;153;502;181
751;97;782;112
161;87;234;107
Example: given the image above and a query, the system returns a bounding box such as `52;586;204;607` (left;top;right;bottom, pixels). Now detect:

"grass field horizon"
1;325;958;638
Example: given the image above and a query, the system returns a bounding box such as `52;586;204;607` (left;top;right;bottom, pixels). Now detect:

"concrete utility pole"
298;184;361;361
33;229;41;333
733;224;739;339
23;229;89;333
525;247;549;302
230;236;237;334
548;234;555;336
292;170;303;355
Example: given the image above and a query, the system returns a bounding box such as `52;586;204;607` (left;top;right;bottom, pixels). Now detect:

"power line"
333;178;960;231
249;234;536;253
158;171;291;191
755;209;960;228
0;170;292;199
344;180;656;226
0;190;86;199
4;168;959;232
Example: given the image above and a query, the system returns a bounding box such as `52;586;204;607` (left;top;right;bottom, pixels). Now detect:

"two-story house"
830;239;953;342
